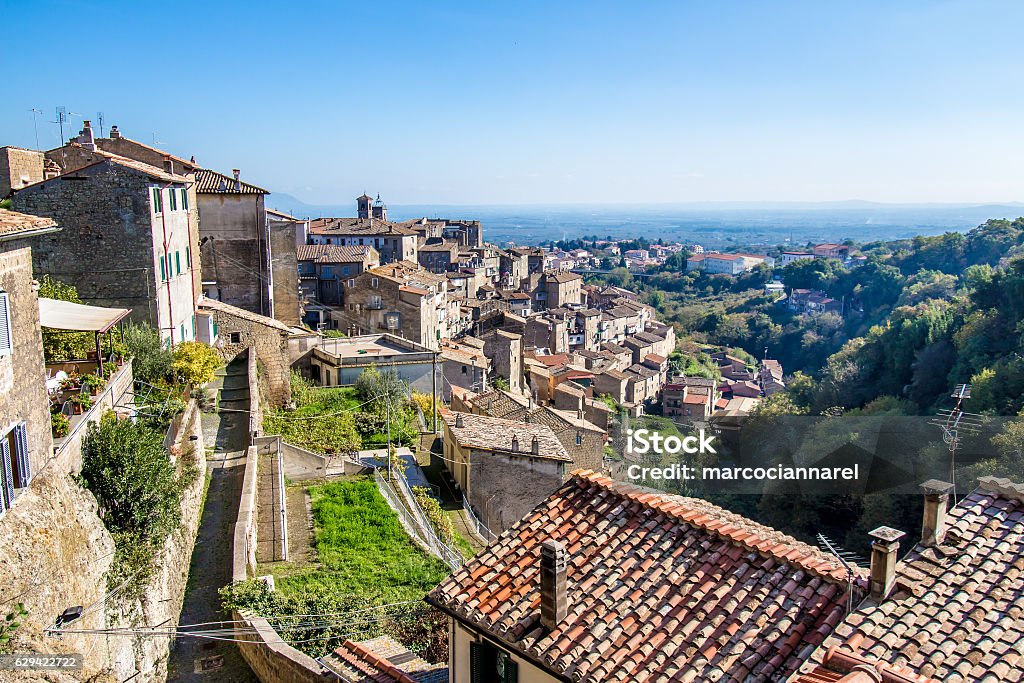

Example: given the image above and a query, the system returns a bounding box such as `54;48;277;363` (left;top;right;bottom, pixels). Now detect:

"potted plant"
70;394;93;415
51;412;70;439
81;373;106;396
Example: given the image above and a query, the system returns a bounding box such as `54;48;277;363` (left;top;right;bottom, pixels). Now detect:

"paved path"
165;358;257;683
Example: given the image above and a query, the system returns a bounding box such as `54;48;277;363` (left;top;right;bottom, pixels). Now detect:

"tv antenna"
929;383;982;500
97;112;105;137
52;107;81;147
816;533;862;614
28;108;43;149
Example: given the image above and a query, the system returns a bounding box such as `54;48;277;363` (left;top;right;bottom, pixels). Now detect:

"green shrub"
78;413;191;601
50;412;70;438
172;341;221;386
122;323;174;384
412;486;455;546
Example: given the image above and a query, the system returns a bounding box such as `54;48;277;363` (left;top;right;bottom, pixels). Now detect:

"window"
470;642;517;683
348;279;355;289
176;251;182;275
159;254;167;282
186;246;192;269
229;332;241;344
151;187;163;213
371;277;379;288
169;188;178;211
0;291;11;357
342;265;350;276
461;365;467;375
0;423;31;514
180;323;186;340
576;431;583;445
181;188;189;211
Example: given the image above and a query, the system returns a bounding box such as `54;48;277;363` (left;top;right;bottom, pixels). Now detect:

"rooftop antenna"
929;383;982;500
96;112;105;138
816;533;862;614
152;132;165;147
28;108;43;149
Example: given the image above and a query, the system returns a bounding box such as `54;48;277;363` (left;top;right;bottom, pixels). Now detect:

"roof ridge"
570;469;856;584
336;639;418;683
976;475;1024;502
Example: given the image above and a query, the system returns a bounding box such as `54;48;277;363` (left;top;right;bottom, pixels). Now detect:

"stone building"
440;338;489;400
12;155;198;344
343;261;449;350
439;408;570;533
0;146;56;198
196;296;298;405
0;209;60;513
296;244;379;308
308;216;418;264
417;241;460;274
196;168;301;325
479;328;523;392
529;270;583;311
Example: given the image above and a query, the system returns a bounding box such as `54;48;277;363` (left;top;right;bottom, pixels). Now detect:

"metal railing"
277;446;289;562
461;492;497;543
374;468;462;570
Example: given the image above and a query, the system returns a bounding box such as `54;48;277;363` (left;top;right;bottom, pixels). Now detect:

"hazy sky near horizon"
3;0;1022;205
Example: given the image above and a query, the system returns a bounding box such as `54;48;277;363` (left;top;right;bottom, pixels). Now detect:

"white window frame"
0;291;11;357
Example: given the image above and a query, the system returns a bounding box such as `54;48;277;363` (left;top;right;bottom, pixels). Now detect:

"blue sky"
2;1;1022;205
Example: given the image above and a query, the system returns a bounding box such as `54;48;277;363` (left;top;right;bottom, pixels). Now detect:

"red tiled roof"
325;636;448;683
0;208;58;238
427;470;860;682
792;477;1024;683
535;353;570;368
683;394;707;405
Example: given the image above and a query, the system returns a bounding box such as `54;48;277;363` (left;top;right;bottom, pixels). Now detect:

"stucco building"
196;168;301;325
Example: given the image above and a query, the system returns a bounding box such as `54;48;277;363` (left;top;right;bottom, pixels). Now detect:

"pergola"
38;298;132;376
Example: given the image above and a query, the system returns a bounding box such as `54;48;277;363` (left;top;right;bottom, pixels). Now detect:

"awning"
38;298;131;333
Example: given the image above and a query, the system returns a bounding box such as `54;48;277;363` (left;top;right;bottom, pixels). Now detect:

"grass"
273;477;450;603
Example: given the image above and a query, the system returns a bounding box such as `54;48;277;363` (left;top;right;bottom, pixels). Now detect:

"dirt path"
165;358;257;683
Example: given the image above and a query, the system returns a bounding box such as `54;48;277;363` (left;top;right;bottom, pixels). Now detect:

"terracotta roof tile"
441;409;570;461
428;470;860;682
791;477;1024;682
323;636;447;683
0;208;58;237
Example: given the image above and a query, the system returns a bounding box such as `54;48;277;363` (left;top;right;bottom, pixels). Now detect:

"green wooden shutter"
182;189;189;210
159;255;166;281
14;423;30;488
169;189;177;211
0;291;11;356
499;652;518;683
176;251;182;275
186;246;192;268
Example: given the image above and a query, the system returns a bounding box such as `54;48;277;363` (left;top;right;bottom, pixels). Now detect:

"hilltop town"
1;124;1023;683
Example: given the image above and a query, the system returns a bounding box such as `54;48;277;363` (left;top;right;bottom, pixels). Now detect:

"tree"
121;323;174;384
355;366;407;414
38;276;93;361
172;341;221;386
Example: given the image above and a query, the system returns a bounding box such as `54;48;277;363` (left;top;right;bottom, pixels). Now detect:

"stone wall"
468;447;564;533
0;238;54;480
233;613;338;683
11;161;195;338
0;146;44;198
0;398;206;683
200;299;292;407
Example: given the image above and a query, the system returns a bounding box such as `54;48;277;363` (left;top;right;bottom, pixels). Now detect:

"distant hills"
265;192;1024;248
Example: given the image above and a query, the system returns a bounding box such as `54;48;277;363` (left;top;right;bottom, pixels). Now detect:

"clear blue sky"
3;1;1022;205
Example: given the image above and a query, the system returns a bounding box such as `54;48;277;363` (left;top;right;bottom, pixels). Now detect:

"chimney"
162;154;173;175
919;479;953;547
455;413;464;429
75;120;96;151
109;125;121;139
868;526;905;601
232;169;241;192
539;540;567;630
531;436;540;455
511;434;519;452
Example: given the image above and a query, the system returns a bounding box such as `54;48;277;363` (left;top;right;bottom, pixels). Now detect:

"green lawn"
273;477;450;603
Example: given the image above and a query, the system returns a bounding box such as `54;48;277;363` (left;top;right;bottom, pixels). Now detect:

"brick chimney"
531;436;540;455
455;413;464;429
539;540;567;630
232;169;241;192
868;526;905;601
919;479;953;547
162;154;174;175
109;125;121;139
